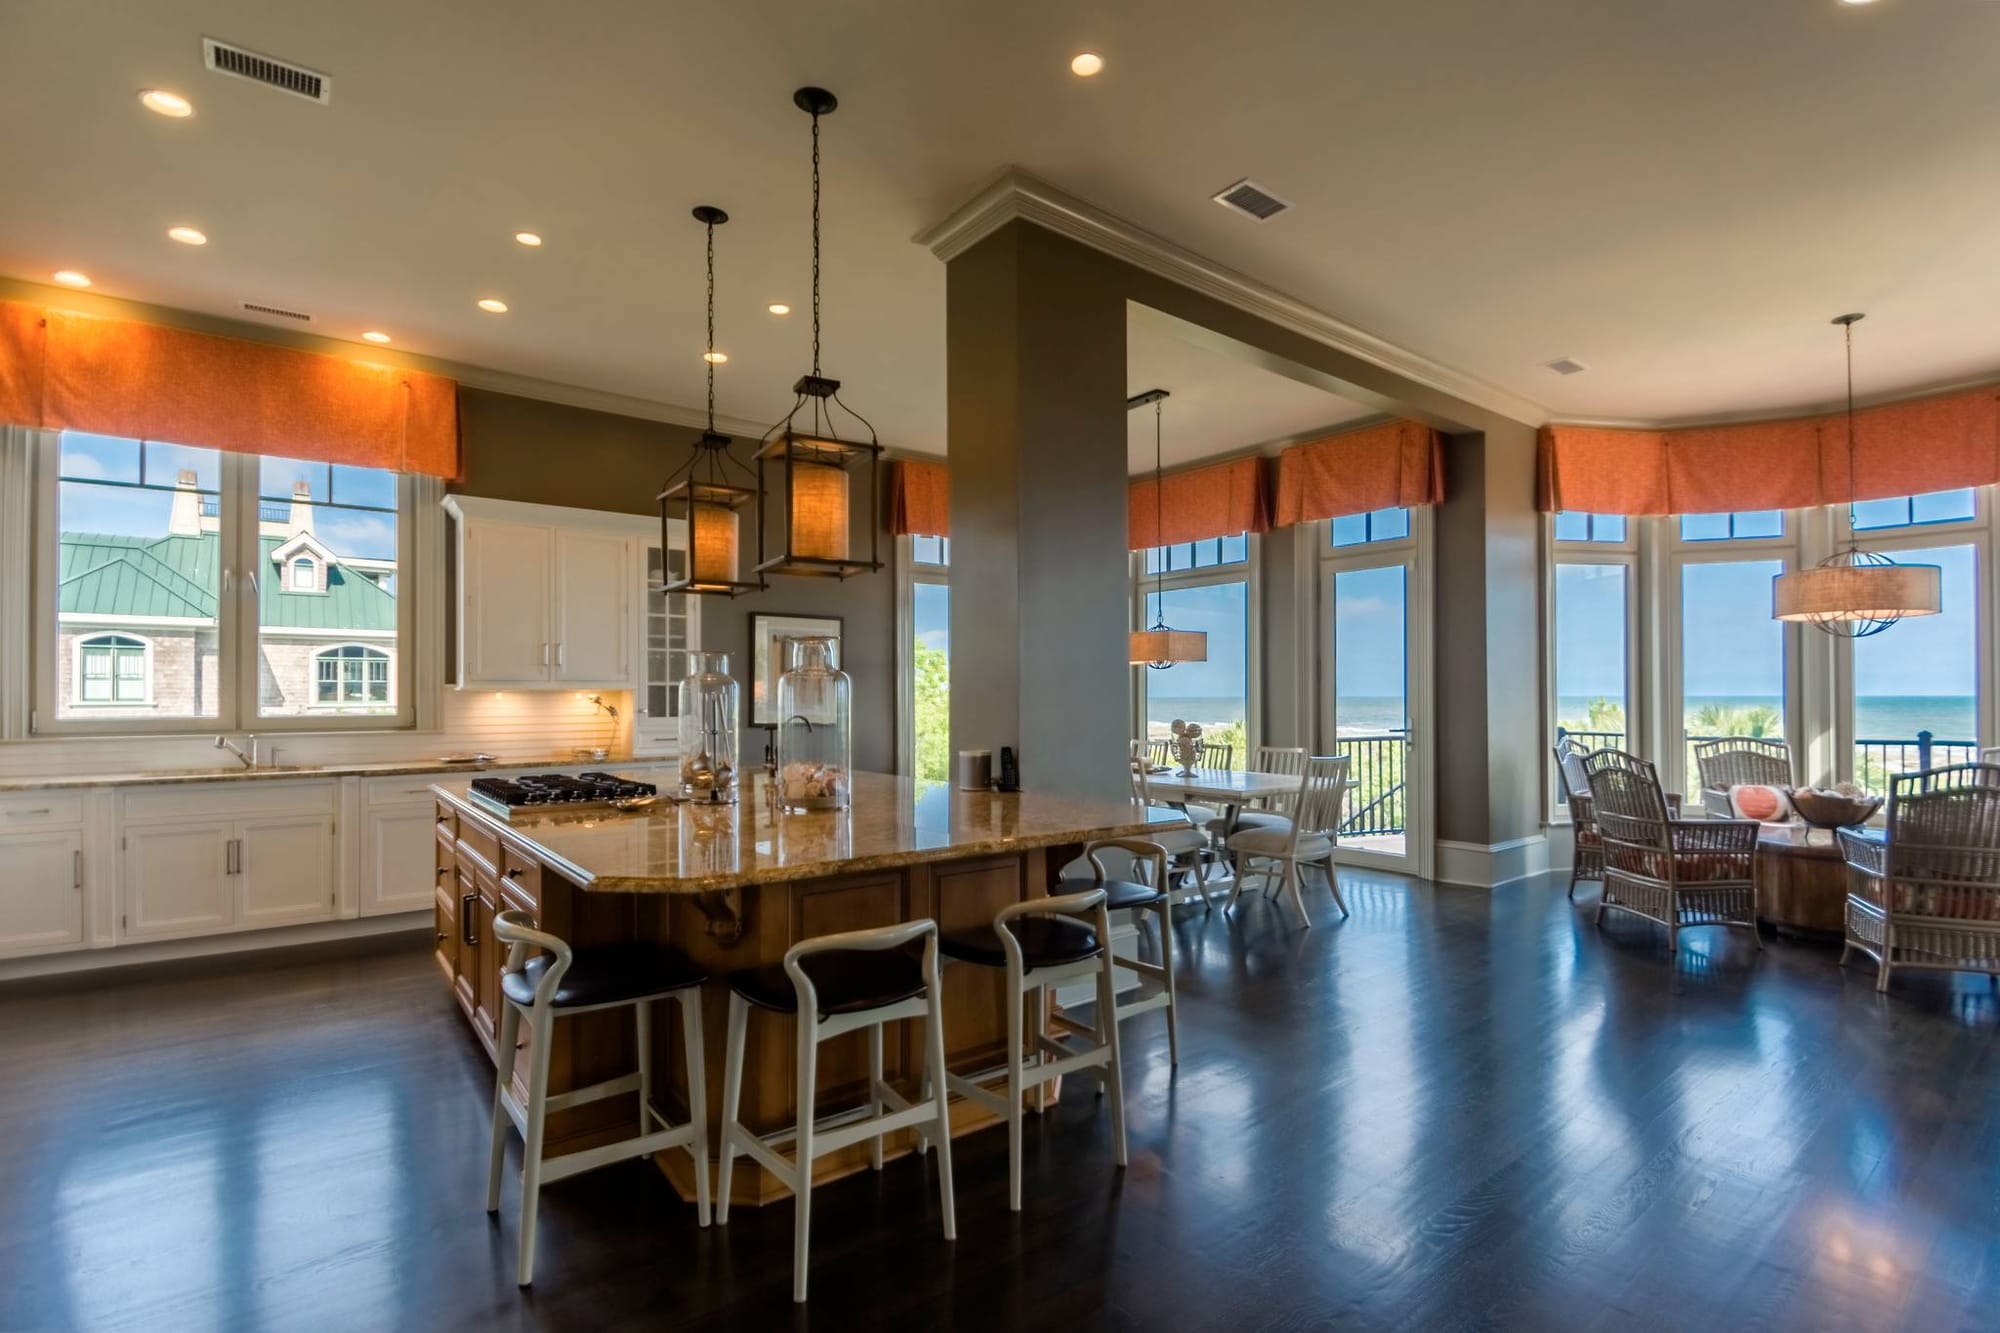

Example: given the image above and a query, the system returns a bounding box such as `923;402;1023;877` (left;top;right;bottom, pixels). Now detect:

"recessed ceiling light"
1837;0;1880;6
1070;52;1104;77
361;330;392;344
514;231;543;247
477;298;508;313
768;303;791;315
703;350;729;364
52;270;92;288
139;89;194;117
1545;356;1589;376
167;226;208;246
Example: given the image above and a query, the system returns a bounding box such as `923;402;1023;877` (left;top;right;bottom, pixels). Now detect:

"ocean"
1154;694;1980;742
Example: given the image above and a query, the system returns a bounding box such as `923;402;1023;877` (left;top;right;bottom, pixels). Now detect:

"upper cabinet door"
552;530;633;685
463;519;555;685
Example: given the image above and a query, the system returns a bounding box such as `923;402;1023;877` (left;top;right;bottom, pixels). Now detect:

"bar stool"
716;920;956;1304
484;911;711;1287
1063;837;1180;1064
939;888;1127;1211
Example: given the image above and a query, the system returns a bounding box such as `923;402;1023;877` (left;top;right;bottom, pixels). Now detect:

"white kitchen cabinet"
446;497;643;690
554;528;632;684
362;803;440;915
461;517;556;685
121;822;234;942
236;814;338;928
0;829;86;956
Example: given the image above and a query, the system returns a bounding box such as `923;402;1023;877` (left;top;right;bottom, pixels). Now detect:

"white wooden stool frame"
484;910;710;1288
1077;837;1181;1066
943;887;1129;1212
715;919;957;1304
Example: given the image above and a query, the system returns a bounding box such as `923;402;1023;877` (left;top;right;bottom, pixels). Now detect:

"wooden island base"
429;775;1173;1206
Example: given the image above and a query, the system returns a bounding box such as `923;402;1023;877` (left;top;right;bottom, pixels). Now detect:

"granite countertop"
0;752;672;793
433;769;1192;894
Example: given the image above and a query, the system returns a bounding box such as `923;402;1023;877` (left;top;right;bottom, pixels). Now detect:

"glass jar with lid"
774;635;851;810
677;651;740;804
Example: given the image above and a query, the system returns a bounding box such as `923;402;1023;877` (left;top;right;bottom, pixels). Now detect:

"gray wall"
453;387;898;773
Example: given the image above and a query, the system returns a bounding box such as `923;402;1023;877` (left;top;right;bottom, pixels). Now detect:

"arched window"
291;556;318;592
315;644;392;706
76;633;149;704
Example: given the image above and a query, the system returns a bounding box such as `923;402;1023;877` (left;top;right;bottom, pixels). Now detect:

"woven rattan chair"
1839;764;2000;993
1554;735;1602;899
1692;737;1796;818
1584;748;1761;955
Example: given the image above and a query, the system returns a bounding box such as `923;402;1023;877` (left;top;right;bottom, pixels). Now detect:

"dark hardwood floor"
2;871;1996;1331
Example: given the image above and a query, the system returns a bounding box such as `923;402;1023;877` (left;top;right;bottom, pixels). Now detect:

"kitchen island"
429;770;1187;1203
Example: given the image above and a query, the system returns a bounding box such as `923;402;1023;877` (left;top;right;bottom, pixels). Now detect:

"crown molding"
915;168;1550;429
0;276;766;438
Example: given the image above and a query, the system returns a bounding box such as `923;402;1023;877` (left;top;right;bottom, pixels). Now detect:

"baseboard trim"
1435;835;1551;890
0;912;430;985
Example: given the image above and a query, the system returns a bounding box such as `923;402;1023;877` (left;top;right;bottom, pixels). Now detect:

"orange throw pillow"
1728;784;1790;822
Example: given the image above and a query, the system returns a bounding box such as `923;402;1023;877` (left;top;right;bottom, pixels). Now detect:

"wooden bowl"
1787;789;1883;831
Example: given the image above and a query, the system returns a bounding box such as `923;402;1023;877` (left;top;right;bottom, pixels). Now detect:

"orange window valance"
1128;455;1272;550
887;458;950;537
0;300;461;478
1538;385;2000;515
1270;419;1444;526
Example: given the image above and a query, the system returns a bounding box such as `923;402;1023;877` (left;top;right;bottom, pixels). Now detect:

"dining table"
1140;765;1351;835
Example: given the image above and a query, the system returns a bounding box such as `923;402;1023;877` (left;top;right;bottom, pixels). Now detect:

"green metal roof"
58;532;396;631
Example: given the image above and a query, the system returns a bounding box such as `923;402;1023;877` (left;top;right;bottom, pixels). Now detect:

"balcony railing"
1333;732;1406;838
1554;726;1979;797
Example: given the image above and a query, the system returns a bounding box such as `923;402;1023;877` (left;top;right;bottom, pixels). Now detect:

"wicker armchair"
1839;764;2000;993
1583;748;1761;955
1553;735;1602;900
1692;737;1796;818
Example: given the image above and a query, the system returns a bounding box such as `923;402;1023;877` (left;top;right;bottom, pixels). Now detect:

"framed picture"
749;613;844;726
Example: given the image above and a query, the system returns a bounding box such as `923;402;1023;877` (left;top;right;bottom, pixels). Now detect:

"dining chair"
1128;754;1215;909
1225;755;1351;928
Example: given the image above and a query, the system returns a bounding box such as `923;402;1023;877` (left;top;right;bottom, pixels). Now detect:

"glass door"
1320;508;1430;874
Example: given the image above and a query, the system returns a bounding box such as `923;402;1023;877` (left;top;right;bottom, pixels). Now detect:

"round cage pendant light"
1771;313;1942;638
659;206;764;597
755;86;883;581
1128;389;1208;669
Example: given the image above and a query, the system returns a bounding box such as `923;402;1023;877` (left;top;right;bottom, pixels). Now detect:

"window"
37;432;415;732
1135;532;1254;769
1552;563;1630;753
75;634;150;705
1680;510;1784;542
1328;507;1409;548
314;644;390;706
1553;511;1627;544
898;536;950;781
1679;559;1788;778
1852;487;1977;532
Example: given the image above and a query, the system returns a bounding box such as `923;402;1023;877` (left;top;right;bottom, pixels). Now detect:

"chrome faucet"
214;735;257;769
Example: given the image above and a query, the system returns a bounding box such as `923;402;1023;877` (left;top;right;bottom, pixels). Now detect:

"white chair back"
1296;756;1352;838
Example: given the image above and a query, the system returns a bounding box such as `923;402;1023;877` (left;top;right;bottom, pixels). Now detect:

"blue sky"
914;582;948;655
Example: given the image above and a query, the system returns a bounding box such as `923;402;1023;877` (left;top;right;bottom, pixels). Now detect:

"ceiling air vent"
1544;356;1589;376
1212;179;1291;222
203;37;331;104
241;300;313;324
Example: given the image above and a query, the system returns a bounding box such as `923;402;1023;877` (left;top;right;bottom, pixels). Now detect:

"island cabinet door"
471;872;503;1046
452;867;479;1020
433;885;458;981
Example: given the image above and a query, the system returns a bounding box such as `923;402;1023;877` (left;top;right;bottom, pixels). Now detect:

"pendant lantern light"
1771;313;1942;638
1128;389;1208;669
659;205;764;597
755;86;883;581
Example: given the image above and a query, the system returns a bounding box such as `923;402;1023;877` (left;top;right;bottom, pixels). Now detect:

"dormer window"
291;556;317;592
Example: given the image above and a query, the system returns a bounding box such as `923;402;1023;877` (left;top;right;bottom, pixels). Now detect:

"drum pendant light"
1771;314;1942;638
658;205;764;597
1128;389;1208;669
755;86;883;581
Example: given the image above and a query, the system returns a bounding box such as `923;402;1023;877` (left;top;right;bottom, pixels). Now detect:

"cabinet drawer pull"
506;867;524;879
436;865;450;878
5;808;52;817
463;893;479;946
73;849;83;890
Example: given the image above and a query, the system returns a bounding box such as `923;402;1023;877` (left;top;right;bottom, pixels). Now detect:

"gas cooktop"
466;772;659;819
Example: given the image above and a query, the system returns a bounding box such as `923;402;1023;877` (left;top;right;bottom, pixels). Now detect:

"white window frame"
27;432;432;735
1129;533;1261;761
633;524;699;756
72;632;155;707
290;555;319;593
312;642;394;710
896;534;950;778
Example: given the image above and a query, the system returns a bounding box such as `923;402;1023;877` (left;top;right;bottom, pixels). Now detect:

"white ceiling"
4;0;1998;464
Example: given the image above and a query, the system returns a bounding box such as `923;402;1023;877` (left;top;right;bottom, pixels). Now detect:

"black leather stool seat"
501;942;707;1010
729;945;928;1018
938;916;1102;970
1070;877;1164;912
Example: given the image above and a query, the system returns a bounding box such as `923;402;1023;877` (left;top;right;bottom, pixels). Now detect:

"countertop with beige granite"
0;752;670;793
432;769;1191;893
